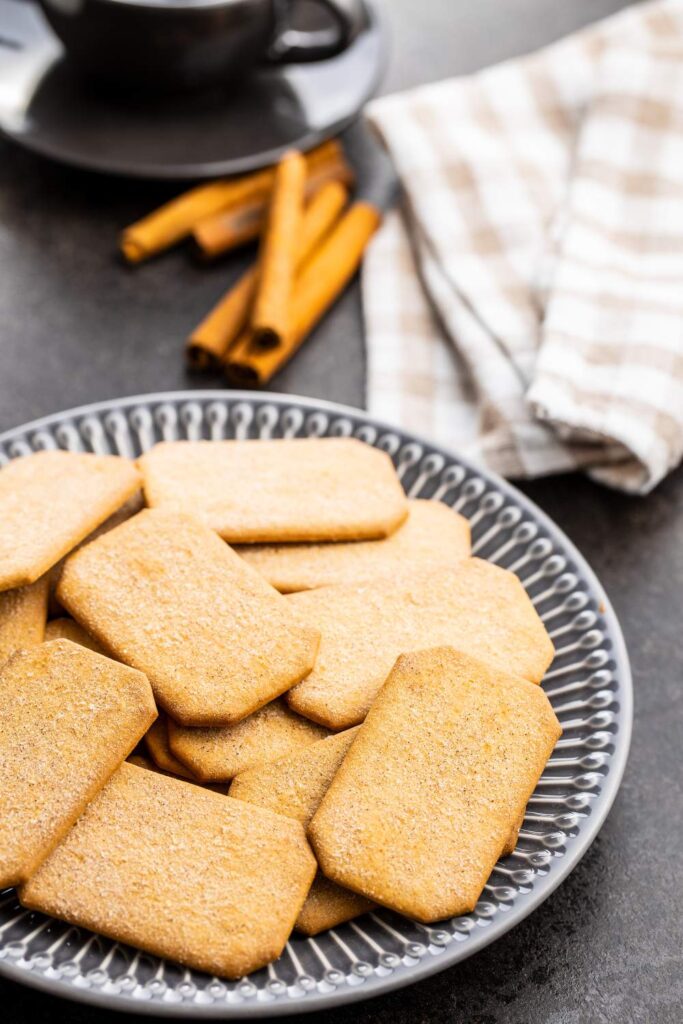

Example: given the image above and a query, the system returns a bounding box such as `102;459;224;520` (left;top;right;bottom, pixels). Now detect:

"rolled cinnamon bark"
224;201;381;386
187;268;259;371
120;175;274;265
120;140;345;265
250;151;307;350
191;201;265;261
191;153;355;261
186;181;348;369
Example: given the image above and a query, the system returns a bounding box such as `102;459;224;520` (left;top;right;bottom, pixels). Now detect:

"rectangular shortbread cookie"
137;438;409;543
295;874;373;937
308;647;562;923
229;727;359;824
21;763;317;978
57;509;321;726
286;558;555;729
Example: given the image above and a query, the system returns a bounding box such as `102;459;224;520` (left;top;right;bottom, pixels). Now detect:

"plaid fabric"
362;0;683;492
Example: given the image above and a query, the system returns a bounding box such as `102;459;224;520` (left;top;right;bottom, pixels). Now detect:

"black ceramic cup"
37;0;368;94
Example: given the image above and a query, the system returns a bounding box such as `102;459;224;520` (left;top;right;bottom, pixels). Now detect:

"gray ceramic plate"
0;0;386;179
0;391;632;1018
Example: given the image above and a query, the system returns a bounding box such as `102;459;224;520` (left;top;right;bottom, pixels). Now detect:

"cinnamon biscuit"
308;647;561;922
21;763;316;978
57;510;320;726
287;559;554;729
138;438;408;542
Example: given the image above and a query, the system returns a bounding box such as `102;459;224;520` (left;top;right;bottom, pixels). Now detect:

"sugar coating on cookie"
169;698;329;783
21;763;317;979
0;450;141;592
138;438;408;543
237;499;471;592
286;558;555;729
57;509;321;726
44;617;105;654
0;640;156;887
230;727;373;933
308;647;562;923
0;576;48;666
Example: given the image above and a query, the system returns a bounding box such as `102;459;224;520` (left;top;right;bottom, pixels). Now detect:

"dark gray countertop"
1;1;682;1022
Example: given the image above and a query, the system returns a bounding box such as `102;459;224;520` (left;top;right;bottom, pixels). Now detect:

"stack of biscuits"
0;438;560;979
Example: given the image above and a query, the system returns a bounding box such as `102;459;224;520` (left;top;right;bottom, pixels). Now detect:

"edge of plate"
0;389;633;1018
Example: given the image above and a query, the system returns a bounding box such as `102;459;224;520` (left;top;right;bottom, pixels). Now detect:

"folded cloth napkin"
362;0;683;492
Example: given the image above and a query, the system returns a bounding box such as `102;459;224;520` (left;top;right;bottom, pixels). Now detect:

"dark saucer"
0;0;386;179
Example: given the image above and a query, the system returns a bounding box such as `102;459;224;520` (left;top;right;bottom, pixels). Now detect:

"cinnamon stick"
120;139;346;265
191;154;355;261
120;174;274;265
224;201;381;386
192;200;265;260
250;150;307;350
187;268;259;370
186;181;349;369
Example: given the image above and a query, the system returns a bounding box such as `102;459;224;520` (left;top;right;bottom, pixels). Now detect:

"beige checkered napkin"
363;0;683;493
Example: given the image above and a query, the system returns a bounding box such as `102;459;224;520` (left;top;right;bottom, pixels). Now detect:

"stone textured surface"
2;1;681;1022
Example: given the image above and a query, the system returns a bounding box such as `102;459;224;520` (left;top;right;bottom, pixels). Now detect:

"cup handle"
267;0;367;63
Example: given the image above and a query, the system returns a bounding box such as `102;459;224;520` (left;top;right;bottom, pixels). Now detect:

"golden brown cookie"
286;559;555;729
237;499;471;592
21;762;317;978
44;617;105;654
169;698;328;783
144;715;197;780
57;509;320;726
0;576;48;666
138;438;408;542
230;727;373;934
0;450;141;592
0;639;156;887
308;647;562;923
